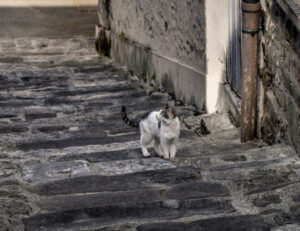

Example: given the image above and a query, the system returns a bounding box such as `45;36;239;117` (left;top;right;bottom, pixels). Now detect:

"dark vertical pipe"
241;0;261;142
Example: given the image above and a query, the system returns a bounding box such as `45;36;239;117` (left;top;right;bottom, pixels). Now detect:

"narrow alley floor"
0;36;299;231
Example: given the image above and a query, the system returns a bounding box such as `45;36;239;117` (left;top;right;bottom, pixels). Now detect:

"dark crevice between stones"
52;85;133;97
37;125;68;132
252;195;281;207
54;148;142;163
25;112;57;121
0;101;36;107
0;126;28;133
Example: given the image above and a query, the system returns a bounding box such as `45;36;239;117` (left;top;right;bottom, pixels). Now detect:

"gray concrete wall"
260;0;300;152
97;0;230;112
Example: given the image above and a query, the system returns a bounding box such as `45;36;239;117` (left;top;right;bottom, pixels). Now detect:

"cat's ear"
171;107;177;118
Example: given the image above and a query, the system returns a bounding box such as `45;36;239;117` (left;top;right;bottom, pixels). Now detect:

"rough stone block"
95;26;111;57
252;195;282;207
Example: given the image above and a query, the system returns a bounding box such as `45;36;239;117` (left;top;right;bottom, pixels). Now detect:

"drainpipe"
241;0;261;142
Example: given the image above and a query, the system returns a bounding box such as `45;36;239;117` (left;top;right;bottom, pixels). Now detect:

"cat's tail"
121;106;139;128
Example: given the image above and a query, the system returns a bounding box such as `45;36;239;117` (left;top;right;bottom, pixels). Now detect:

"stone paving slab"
28;166;199;196
36;181;230;212
23;198;235;231
22;160;91;184
136;215;271;231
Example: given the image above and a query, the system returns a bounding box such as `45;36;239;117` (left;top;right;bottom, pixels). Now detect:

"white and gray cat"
122;104;180;159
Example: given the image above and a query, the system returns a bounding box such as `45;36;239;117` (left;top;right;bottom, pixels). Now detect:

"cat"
122;104;180;159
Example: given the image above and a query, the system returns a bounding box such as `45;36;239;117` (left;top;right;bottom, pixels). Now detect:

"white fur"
139;110;180;159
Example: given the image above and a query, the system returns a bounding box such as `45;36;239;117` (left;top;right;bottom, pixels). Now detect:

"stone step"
51;85;133;98
274;204;300;226
0;90;148;114
0;125;28;133
209;157;296;172
23;197;234;231
14;129;196;163
0;100;37;108
37;181;230;212
0;81;132;98
211;164;300;195
23;158;176;184
53;148;143;163
42;91;150;108
136;215;271;231
17;133;140;151
28;166;199;196
175;139;297;169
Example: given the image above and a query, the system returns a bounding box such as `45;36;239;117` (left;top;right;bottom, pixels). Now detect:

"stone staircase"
0;37;299;231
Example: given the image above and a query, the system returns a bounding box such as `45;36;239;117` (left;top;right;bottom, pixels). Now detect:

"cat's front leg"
140;134;152;157
154;138;164;157
160;137;170;159
141;146;150;157
170;138;178;158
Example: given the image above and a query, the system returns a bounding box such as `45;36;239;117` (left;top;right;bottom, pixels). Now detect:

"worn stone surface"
136;215;271;231
271;224;300;231
0;35;299;231
253;195;282;207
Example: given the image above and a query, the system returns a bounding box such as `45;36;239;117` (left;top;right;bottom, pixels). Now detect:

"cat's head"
157;104;177;121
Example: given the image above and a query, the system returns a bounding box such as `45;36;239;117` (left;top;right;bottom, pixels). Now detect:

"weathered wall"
98;0;206;71
97;0;230;112
260;0;300;152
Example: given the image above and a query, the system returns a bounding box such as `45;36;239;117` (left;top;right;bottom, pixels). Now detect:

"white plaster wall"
205;0;230;113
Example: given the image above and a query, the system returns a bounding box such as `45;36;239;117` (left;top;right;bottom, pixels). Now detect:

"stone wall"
97;0;230;112
260;0;300;152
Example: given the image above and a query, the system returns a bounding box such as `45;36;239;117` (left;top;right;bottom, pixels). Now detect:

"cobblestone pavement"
0;37;299;231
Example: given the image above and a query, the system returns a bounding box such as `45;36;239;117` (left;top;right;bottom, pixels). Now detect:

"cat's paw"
142;152;151;157
170;153;176;159
156;151;164;157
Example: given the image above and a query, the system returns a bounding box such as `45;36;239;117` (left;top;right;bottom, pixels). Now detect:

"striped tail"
121;106;139;128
